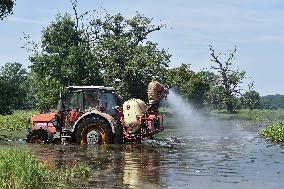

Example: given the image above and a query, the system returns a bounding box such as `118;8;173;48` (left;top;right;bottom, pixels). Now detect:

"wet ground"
1;118;284;189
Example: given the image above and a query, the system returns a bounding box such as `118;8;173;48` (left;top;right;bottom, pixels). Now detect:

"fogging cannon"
122;81;168;141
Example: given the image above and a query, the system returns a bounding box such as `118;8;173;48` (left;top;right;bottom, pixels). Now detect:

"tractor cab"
62;86;117;116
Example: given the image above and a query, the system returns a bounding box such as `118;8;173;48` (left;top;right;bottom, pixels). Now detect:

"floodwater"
1;117;284;189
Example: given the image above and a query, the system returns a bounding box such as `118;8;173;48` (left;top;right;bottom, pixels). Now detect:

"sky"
0;0;284;95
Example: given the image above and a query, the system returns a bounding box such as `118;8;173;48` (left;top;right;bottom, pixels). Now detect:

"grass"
260;122;284;144
0;110;38;131
213;109;284;124
0;148;91;189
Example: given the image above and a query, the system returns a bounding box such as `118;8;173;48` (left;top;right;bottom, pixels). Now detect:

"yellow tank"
123;99;146;127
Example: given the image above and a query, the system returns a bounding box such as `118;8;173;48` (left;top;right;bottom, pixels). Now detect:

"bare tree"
209;45;245;113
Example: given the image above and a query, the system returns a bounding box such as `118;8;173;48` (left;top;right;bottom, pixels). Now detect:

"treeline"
0;1;272;114
260;95;284;109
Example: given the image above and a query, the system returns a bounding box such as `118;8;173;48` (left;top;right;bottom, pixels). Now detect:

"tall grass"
214;109;284;123
0;148;91;189
0;111;38;131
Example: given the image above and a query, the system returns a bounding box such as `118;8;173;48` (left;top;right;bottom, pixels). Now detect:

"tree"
165;64;210;109
0;80;14;115
26;2;170;110
0;0;14;20
241;82;260;110
0;62;28;109
90;13;171;101
209;45;245;113
28;13;102;111
205;86;225;110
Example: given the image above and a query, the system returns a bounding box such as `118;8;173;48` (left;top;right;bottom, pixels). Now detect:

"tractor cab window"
85;90;99;109
67;91;81;109
101;92;117;115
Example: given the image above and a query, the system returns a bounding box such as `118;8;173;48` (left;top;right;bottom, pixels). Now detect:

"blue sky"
0;0;284;95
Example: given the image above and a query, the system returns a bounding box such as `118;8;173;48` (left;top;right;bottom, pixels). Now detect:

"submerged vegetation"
0;148;91;189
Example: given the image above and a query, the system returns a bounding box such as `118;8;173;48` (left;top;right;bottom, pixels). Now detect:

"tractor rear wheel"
26;129;49;144
75;117;114;145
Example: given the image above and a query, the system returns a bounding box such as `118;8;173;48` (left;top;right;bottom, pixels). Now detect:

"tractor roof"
67;86;115;91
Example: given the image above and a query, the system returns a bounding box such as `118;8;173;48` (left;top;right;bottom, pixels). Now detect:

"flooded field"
1;117;284;189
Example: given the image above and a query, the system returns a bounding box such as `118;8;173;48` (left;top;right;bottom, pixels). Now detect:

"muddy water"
2;118;284;189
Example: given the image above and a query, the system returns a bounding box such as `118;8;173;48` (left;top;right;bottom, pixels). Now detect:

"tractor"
26;81;168;145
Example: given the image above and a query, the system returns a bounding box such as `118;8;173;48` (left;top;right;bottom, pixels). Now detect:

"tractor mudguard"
72;110;116;133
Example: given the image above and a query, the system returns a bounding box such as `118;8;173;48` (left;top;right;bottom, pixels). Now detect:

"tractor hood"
31;113;57;122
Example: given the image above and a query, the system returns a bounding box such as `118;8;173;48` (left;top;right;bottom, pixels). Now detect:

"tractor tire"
26;129;49;144
75;117;114;145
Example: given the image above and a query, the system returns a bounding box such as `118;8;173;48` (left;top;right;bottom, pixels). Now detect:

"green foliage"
241;90;260;110
0;0;14;20
0;62;29;110
26;8;170;110
0;148;91;188
214;109;284;123
0;80;14;115
165;64;210;108
29;13;102;111
260;94;284;109
0;110;37;131
205;86;225;110
93;13;170;101
260;122;284;143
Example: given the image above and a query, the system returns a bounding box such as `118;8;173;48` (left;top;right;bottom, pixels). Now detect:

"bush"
0;111;37;131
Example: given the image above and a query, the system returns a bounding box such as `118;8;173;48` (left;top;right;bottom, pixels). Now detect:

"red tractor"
26;81;168;145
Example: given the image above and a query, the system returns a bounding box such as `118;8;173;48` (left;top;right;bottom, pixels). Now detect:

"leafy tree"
90;13;171;101
205;86;225;110
242;90;260;110
28;13;102;112
0;80;14;115
0;62;28;109
165;64;210;109
0;0;14;20
199;70;218;86
241;82;260;110
26;2;170;110
209;45;245;113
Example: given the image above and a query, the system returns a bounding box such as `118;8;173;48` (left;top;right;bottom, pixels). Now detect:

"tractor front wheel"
26;129;49;144
75;117;114;145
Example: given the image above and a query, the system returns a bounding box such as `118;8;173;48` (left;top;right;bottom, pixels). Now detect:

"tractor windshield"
85;90;99;109
101;92;117;115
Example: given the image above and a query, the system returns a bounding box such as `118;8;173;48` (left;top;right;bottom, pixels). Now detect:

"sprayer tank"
123;99;146;127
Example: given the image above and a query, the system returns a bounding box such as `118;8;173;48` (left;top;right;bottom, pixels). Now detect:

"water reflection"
31;144;162;188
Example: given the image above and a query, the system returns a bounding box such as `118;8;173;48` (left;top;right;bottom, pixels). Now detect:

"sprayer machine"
26;81;168;144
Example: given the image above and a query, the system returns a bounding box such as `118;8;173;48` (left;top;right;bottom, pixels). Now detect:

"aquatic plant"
260;122;284;143
0;148;91;189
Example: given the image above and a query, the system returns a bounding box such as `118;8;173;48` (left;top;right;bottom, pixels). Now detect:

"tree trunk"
226;103;234;114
